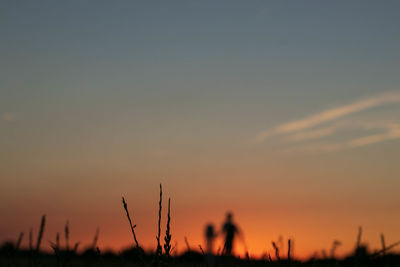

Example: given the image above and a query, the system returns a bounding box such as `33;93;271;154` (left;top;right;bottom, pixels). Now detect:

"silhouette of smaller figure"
222;212;239;256
205;223;217;254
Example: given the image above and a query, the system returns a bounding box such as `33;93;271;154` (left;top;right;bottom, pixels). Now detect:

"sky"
1;0;400;259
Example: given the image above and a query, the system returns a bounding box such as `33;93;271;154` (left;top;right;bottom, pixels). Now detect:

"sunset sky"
1;1;400;259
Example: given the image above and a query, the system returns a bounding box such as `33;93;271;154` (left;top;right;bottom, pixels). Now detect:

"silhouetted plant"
35;215;46;252
156;184;163;258
92;227;100;250
29;228;33;252
372;240;400;257
122;196;140;248
49;232;60;254
198;245;205;256
65;220;70;251
15;232;23;251
330;240;341;258
164;198;172;258
356;226;362;249
73;241;80;253
272;241;280;260
184;237;191;252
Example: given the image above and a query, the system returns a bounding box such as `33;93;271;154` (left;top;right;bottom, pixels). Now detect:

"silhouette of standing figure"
222;212;239;256
205;223;216;254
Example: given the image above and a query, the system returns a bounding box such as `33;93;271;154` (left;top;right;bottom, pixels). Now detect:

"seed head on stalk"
164;198;172;258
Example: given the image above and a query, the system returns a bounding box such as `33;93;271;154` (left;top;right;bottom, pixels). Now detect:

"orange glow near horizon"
2;152;400;260
8;212;399;261
3;171;400;261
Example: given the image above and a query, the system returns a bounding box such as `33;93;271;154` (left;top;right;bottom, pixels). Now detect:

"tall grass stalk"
92;228;100;250
122;197;140;248
372;240;400;257
184;237;191;252
356;226;362;249
272;241;280;260
199;245;205;256
65;220;70;251
156;184;163;257
29;228;33;252
73;242;80;253
16;232;24;250
35;215;46;252
381;233;386;256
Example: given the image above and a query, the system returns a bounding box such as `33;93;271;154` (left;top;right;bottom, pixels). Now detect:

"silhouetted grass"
3;186;400;266
164;198;172;259
35;215;46;253
156;184;163;257
16;232;24;251
122;196;140;249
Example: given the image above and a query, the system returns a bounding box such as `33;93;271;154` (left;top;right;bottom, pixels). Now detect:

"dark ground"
1;245;400;267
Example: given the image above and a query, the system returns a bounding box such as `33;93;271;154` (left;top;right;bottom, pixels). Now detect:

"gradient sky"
1;0;400;259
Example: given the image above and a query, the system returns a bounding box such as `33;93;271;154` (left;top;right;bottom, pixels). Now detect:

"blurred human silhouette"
221;212;239;256
205;223;217;254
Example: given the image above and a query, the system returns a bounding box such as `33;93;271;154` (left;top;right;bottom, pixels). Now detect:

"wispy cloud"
254;91;400;143
254;91;400;153
348;124;400;148
285;126;335;142
1;112;22;122
286;124;400;154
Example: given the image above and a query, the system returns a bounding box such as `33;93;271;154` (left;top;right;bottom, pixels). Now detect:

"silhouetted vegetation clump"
2;184;400;266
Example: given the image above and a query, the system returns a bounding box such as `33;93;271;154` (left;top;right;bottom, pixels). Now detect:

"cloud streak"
282;123;400;154
254;91;400;153
255;91;400;143
348;124;400;148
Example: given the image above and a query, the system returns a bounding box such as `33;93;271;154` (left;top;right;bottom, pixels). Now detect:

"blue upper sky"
2;1;400;154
